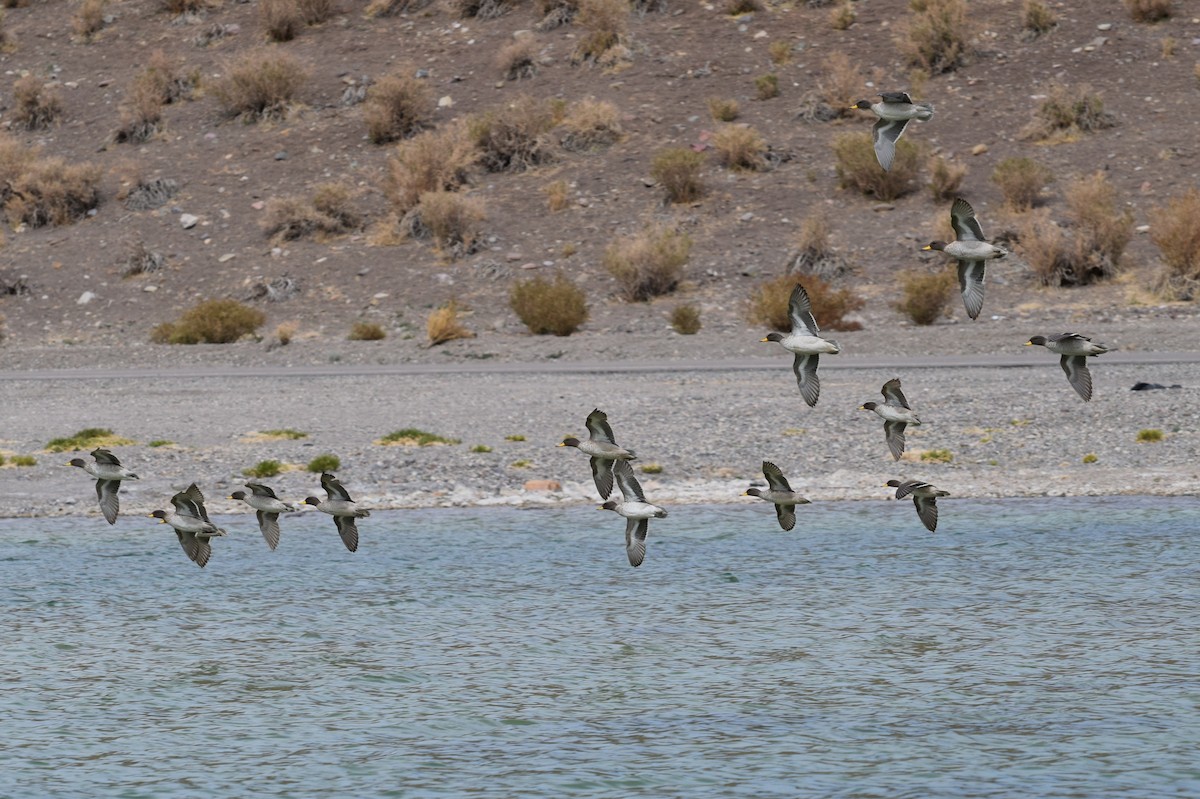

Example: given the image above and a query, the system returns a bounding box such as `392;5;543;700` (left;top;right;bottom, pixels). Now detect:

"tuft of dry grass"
544;179;570;211
1021;83;1115;141
122;241;165;277
261;183;360;242
348;321;387;341
893;267;957;325
451;0;515;19
928;156;966;202
275;321;299;346
572;0;629;66
260;0;303;41
651;147;705;204
212;50;306;120
1021;0;1056;38
755;74;780;100
604;224;692;301
1124;0;1171;23
1150;188;1200;299
510;271;588;335
706;97;739;122
383;121;477;213
669;304;702;335
711;125;768;172
747;273;864;332
161;0;210;13
1022;174;1133;287
403;190;485;257
787;212;849;279
726;0;761;13
470;95;558;172
560;98;622;152
426;301;475;345
895;0;972;75
768;40;792;65
73;0;106;40
364;73;434;144
2;154;102;228
297;0;336;24
992;157;1053;211
12;76;63;130
833;132;921;201
151;299;265;344
496;37;537;81
813;52;866;120
829;0;855;30
113;53;192;144
365;0;431;15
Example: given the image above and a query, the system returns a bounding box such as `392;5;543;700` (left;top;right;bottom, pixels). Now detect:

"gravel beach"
3;312;1198;522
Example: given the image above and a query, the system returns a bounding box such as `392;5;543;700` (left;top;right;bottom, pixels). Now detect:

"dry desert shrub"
510;271;588;335
151;299;266;345
833;132;921;200
787;213;849;279
452;0;515;18
213;51;306;120
810;52;866;120
73;0;106;40
572;0;629;66
122;176;179;210
3;157;102;228
604;224;691;301
560;98;622;152
297;0;336;23
426;301;475;345
1021;83;1114;141
114;80;164;144
2;0;27;7
747;273;863;332
384;122;476;212
670;304;701;335
496;37;537;81
726;0;761;13
364;74;434;144
893;267;956;325
470;95;558;172
1124;0;1171;22
706;97;739;122
365;0;432;15
348;321;386;341
711;125;768;172
0;11;11;53
829;1;855;29
260;0;302;41
536;0;578;29
261;183;361;241
1022;174;1133;287
12;76;63;130
651;148;705;204
544;179;570;211
895;0;972;75
768;41;792;66
755;74;779;100
403;190;485;257
1021;0;1056;37
162;0;209;13
928;156;966;202
1020;211;1072;286
1151;189;1200;299
991;157;1053;211
122;241;165;277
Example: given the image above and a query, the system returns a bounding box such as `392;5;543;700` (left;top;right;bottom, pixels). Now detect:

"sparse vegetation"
297;0;336;24
1021;0;1056;37
73;0;106;40
893;268;957;325
639;463;663;474
162;0;209;14
496;37;537;81
377;428;461;446
12;76;63;130
470;95;558;172
147;440;174;448
544;180;570;211
383;121;476;212
46;428;134;452
510;459;533;468
470;444;493;453
212;51;306;121
833;132;921;201
992;157;1053;211
260;0;303;41
505;434;526;442
364;73;434;144
1151;188;1200;299
560;98;622;152
366;0;429;15
1124;0;1171;23
307;454;341;473
919;449;954;463
1137;428;1165;442
829;1;855;30
150;299;266;345
726;0;760;13
572;0;629;66
604;224;692;302
1;147;103;228
895;0;972;75
651;148;705;204
244;459;284;478
510;271;589;335
928;156;966;202
768;41;792;65
1023;173;1133;287
262;183;360;242
10;454;36;467
711;125;768;172
706;97;739;122
348;322;387;341
275;321;299;346
670;304;702;335
813;52;865;120
787;212;849;279
426;301;475;345
403;190;485;257
755;74;779;100
1022;83;1114;141
1082;453;1098;464
259;429;308;440
747;273;864;332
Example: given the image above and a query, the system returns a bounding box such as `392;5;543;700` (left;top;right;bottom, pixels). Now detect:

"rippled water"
3;497;1199;797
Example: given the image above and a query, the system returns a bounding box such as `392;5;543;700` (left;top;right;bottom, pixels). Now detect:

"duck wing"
91;448;122;466
881;378;910;409
957;259;987;320
96;479;120;525
884;420;908;461
872;118;910;172
176;530;210;567
878;91;914;104
590;456;615;500
792;353;821;408
257;510;281;551
891;480;923;500
246;482;280;499
321;472;354;502
774;503;796;532
613;460;647;503
625;517;648;567
762;461;793;493
1060;354;1093;402
950;198;986;242
913;495;939;532
787;283;820;336
585;409;617;445
333;515;360;553
171;489;202;520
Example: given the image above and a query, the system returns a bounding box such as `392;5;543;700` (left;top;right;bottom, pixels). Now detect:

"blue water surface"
2;496;1198;798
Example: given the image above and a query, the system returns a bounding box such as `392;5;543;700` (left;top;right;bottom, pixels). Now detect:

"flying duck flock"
62;91;1116;569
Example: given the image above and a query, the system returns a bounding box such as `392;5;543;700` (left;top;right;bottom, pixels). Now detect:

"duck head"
849;99;873;110
229;490;246;501
599;500;619;512
303;496;322;507
67;458;87;468
923;241;948;252
1025;336;1047;347
885;480;902;488
761;332;785;343
743;488;763;498
860;402;879;411
149;510;169;523
558;437;581;448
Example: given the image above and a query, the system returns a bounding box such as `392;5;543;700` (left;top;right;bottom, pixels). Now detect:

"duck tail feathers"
917;103;934;120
